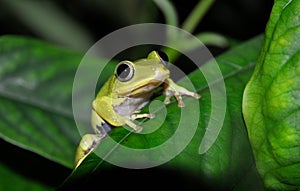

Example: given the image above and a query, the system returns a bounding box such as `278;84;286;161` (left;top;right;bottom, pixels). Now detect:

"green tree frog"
74;51;200;168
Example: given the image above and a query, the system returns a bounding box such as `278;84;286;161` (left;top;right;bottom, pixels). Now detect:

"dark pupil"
117;64;130;79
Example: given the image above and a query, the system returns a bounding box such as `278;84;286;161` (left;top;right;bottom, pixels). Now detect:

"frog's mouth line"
131;80;165;94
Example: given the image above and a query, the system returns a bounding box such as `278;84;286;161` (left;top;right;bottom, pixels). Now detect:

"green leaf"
0;35;81;168
62;36;265;190
0;34;265;190
243;0;300;190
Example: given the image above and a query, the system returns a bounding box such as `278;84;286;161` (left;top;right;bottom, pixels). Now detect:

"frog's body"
74;51;200;168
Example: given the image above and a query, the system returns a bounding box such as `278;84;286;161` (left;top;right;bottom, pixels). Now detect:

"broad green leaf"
62;36;265;190
0;34;264;190
0;35;131;171
243;0;300;190
0;35;82;168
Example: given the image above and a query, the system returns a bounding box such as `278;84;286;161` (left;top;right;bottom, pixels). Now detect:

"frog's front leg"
93;97;142;132
163;78;201;107
131;113;155;120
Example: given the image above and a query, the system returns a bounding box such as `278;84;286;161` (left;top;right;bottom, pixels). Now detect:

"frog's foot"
124;119;143;133
164;90;200;107
164;79;201;107
164;90;184;107
133;125;143;133
74;133;106;169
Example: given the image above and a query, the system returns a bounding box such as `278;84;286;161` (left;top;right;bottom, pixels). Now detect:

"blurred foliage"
0;0;272;51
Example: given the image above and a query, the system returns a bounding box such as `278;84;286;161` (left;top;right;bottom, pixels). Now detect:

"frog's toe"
193;93;201;99
149;113;155;119
164;99;170;105
135;125;143;133
174;94;185;107
177;100;185;107
74;134;104;169
163;94;171;105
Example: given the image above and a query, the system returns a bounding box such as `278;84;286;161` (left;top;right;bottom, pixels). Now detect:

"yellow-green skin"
74;51;200;168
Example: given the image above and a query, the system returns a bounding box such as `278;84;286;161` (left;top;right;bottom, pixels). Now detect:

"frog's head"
112;51;170;96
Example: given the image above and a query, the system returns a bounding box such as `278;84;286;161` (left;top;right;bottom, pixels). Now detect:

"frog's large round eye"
115;61;134;82
156;50;169;66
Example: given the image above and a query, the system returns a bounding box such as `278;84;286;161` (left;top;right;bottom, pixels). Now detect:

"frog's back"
96;75;115;97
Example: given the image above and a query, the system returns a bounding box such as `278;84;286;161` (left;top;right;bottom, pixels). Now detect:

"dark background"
0;0;273;51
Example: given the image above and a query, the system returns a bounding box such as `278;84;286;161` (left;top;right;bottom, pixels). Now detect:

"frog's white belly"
113;96;151;117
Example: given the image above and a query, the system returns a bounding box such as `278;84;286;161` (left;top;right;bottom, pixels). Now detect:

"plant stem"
182;0;215;33
162;0;218;63
153;0;178;26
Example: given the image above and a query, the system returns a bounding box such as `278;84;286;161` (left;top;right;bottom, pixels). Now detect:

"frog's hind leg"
74;133;105;169
74;109;110;169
